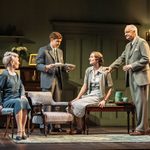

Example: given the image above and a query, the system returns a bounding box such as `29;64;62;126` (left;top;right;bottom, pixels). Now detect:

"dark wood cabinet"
20;66;41;91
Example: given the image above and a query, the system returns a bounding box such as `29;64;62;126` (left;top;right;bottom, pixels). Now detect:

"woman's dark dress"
0;69;31;115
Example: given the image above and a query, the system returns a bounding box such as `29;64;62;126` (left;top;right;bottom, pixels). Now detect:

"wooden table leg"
132;109;135;132
127;111;130;133
11;114;14;139
83;115;86;134
86;111;90;135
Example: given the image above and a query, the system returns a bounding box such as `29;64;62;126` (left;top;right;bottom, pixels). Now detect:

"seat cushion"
1;108;14;115
0;105;14;115
44;112;73;124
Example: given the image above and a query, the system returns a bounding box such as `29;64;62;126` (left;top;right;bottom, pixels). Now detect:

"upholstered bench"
83;102;135;134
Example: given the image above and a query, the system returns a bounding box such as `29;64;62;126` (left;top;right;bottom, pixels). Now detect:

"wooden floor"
0;126;150;150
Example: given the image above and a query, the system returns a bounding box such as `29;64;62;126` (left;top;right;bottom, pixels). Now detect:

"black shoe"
145;129;150;135
73;129;82;134
51;128;66;132
58;128;66;132
22;135;28;140
40;128;45;134
16;135;22;140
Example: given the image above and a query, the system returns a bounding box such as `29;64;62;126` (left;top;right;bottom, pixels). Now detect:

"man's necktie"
54;49;61;80
129;42;133;57
54;49;58;62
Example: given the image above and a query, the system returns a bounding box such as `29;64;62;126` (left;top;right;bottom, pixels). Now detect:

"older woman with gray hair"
0;51;31;140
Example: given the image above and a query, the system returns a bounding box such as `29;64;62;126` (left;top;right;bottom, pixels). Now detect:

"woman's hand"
98;100;106;108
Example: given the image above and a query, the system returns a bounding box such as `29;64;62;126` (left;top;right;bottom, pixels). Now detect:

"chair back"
28;91;54;105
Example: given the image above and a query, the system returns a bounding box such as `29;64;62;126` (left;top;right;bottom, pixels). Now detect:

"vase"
115;91;123;102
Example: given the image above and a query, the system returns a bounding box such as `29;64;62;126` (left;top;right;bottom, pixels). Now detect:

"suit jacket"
110;36;150;86
36;44;64;89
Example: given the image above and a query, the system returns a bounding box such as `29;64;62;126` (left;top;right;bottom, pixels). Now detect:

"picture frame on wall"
29;54;37;66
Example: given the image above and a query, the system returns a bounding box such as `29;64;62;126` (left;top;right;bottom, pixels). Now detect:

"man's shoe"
16;131;22;140
145;129;150;135
130;131;145;136
40;128;45;134
51;128;66;132
73;129;82;134
58;128;66;132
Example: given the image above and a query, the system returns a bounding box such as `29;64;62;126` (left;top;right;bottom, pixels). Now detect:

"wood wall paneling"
52;22;136;126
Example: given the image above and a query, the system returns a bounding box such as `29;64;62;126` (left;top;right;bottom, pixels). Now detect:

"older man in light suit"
36;32;74;132
107;25;150;135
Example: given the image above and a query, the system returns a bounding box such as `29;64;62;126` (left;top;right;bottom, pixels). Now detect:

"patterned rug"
11;134;150;144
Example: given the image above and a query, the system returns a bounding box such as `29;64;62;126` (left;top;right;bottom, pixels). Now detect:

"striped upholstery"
44;112;73;124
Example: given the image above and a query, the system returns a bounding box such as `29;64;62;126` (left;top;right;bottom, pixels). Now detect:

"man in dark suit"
107;25;150;135
36;32;74;131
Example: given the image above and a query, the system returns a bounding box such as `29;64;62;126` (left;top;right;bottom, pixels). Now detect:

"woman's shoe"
22;131;28;140
16;131;22;140
16;135;22;140
22;135;27;140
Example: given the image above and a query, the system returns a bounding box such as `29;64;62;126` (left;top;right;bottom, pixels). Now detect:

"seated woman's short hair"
2;52;18;67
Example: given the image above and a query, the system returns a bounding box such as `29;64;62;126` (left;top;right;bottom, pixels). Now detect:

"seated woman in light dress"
0;52;31;140
70;51;113;134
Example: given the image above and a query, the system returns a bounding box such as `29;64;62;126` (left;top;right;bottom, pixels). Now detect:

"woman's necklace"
7;68;16;76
